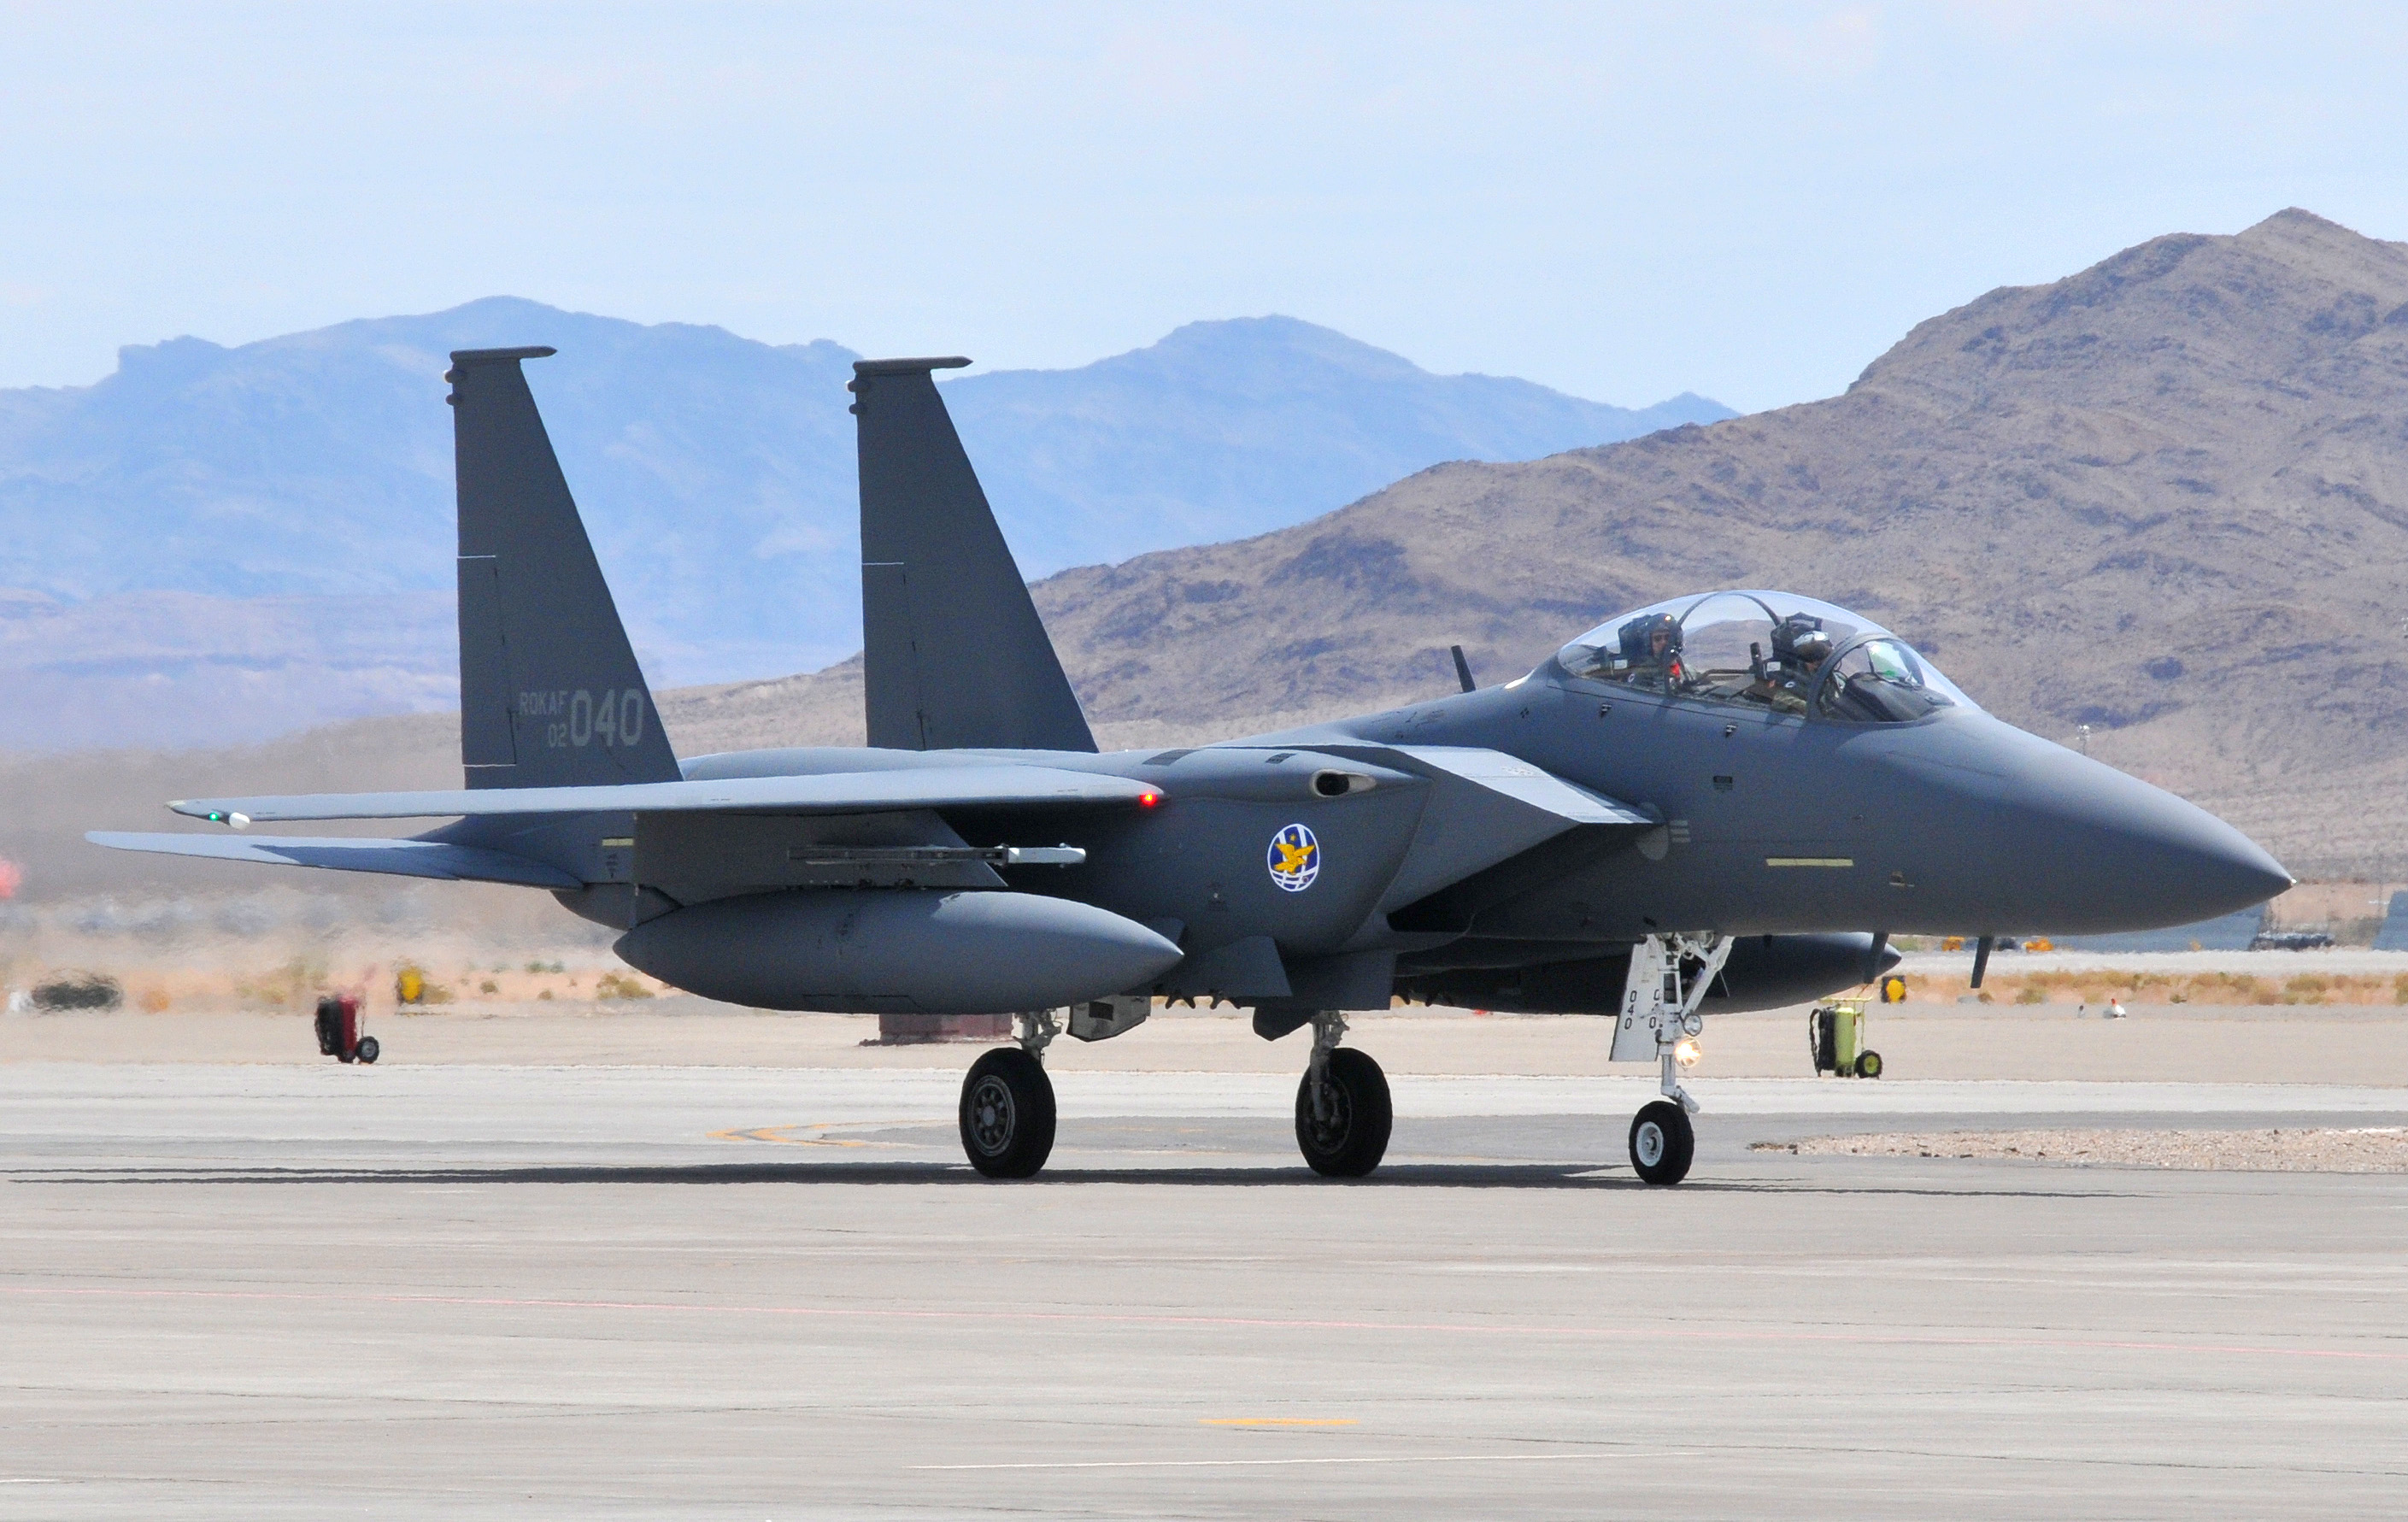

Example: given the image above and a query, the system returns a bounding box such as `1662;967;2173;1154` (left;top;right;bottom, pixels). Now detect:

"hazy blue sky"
3;2;2403;412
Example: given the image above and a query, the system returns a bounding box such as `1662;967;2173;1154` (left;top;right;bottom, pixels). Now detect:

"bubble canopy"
1553;590;1977;722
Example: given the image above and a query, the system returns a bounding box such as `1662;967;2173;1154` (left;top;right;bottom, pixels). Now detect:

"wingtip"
167;801;248;828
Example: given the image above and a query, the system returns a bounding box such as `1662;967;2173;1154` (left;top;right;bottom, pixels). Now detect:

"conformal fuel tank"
614;890;1184;1014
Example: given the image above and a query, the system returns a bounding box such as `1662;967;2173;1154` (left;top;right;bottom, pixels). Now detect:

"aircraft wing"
85;832;584;888
164;765;1158;825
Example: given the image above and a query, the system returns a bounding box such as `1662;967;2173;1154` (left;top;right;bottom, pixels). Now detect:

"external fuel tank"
616;889;1183;1014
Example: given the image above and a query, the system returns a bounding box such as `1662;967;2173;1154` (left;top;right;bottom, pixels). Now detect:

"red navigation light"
1139;792;1159;808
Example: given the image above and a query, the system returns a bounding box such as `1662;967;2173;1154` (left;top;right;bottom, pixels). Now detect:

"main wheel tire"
355;1036;380;1065
1295;1048;1392;1178
1854;1049;1882;1079
1628;1100;1694;1185
958;1047;1056;1179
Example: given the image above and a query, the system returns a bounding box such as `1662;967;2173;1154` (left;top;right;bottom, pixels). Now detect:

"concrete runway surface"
4;1062;2406;1519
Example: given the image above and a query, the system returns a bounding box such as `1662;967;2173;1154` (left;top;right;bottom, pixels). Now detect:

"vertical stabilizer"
849;357;1096;752
449;347;680;788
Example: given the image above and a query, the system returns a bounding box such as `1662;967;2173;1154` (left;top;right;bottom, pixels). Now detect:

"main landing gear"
1294;1011;1392;1178
952;1005;1396;1180
1612;934;1730;1186
958;1010;1059;1178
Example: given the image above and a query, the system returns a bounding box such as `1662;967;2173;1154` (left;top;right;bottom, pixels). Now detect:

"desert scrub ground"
1888;967;2408;1007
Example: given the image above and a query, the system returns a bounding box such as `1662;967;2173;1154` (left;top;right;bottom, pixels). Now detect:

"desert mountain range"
668;209;2408;880
11;209;2406;903
0;303;1722;749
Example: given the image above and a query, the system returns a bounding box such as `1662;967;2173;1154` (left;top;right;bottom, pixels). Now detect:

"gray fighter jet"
93;349;2291;1185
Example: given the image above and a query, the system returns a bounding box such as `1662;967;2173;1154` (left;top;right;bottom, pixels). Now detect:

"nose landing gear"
1295;1011;1392;1177
957;1010;1060;1179
1614;933;1730;1186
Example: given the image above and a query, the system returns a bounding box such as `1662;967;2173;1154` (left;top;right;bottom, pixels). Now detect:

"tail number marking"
520;689;647;749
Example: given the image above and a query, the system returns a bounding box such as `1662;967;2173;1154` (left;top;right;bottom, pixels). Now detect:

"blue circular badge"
1267;823;1320;892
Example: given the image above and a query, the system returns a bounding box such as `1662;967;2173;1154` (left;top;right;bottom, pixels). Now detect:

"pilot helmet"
1772;613;1831;666
1618;612;1683;663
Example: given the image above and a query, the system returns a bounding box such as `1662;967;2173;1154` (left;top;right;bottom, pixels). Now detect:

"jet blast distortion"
92;347;2292;1185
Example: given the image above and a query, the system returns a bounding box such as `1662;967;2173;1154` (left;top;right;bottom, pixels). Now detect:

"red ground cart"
313;993;380;1065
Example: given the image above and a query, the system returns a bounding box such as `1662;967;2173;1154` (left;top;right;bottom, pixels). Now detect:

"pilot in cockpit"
1747;613;1834;711
1617;612;1686;691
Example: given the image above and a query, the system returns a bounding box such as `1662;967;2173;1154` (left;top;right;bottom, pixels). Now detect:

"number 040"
558;688;647;748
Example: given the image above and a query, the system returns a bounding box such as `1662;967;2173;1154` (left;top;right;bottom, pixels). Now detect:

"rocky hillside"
703;210;2408;874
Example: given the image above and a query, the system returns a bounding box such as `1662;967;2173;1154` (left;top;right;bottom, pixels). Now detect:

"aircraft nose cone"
2169;820;2293;919
1896;718;2291;933
2043;770;2292;931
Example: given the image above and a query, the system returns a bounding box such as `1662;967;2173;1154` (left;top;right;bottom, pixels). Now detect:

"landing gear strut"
1612;934;1730;1186
957;1010;1060;1179
1294;1012;1392;1178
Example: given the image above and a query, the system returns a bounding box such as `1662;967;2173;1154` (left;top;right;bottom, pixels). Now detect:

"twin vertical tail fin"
849;358;1096;753
448;347;681;789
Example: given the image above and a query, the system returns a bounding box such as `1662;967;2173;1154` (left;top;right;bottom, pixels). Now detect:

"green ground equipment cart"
1809;1001;1882;1078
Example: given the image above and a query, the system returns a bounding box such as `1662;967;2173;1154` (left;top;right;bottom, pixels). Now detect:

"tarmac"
5;1046;2408;1519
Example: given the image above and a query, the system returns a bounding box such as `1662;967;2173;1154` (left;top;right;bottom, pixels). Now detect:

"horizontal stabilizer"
87;832;580;888
167;764;1159;824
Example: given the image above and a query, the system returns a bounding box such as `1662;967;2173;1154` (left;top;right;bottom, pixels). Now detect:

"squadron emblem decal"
1267;823;1320;892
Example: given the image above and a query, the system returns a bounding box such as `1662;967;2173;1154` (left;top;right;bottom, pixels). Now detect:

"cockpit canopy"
1553;591;1975;723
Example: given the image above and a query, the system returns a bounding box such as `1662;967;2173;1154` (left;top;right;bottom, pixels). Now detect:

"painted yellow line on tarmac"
707;1121;924;1148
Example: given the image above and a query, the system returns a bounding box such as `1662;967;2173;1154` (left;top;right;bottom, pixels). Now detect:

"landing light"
1673;1037;1702;1069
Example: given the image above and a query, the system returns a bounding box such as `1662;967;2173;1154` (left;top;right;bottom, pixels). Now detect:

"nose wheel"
957;1014;1060;1178
1295;1014;1392;1177
1628;1099;1694;1185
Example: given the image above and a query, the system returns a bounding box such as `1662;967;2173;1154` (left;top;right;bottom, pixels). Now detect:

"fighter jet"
92;348;2292;1185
